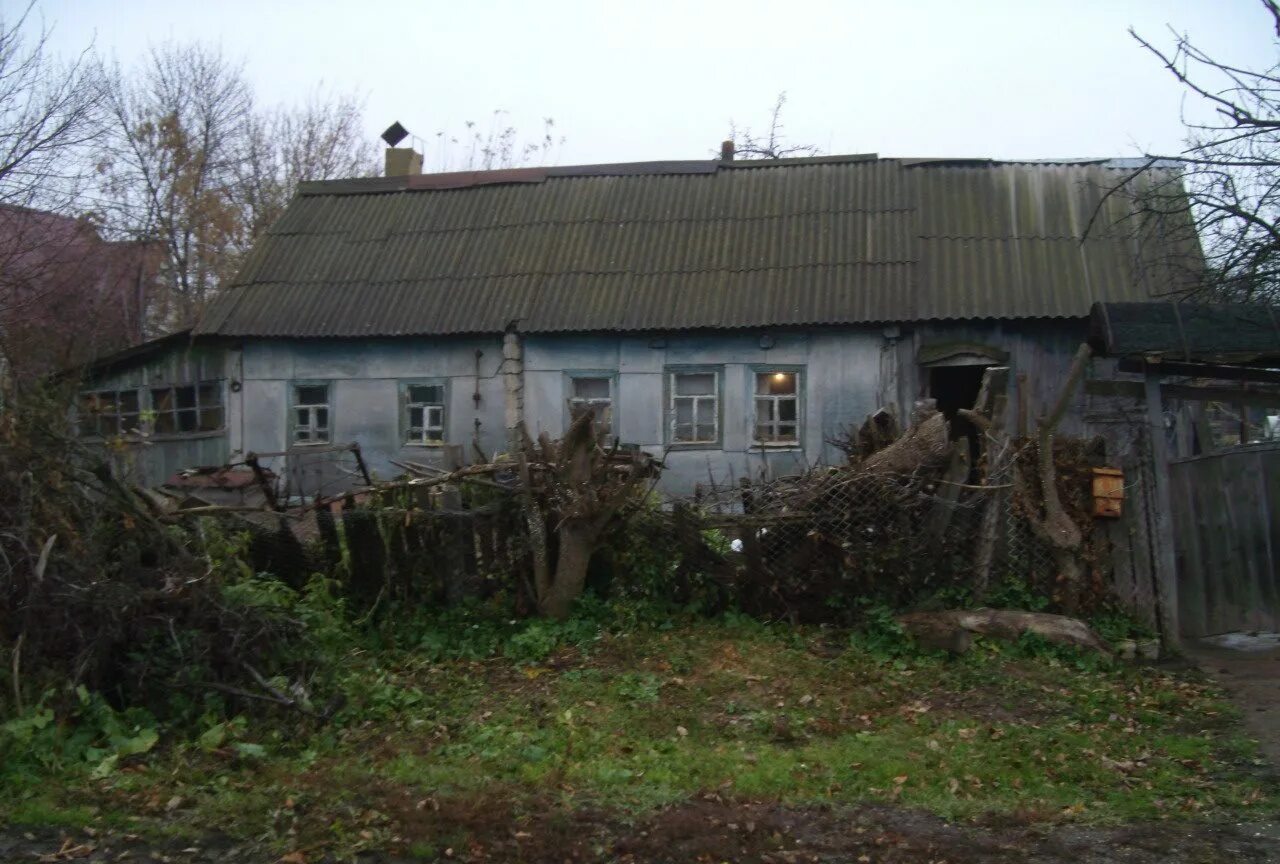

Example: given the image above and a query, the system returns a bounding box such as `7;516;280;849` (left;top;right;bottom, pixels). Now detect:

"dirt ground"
1187;634;1280;766
4;801;1278;864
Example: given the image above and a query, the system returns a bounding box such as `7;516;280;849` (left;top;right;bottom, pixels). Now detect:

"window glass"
568;375;613;435
292;383;331;445
146;382;224;436
405;382;446;444
675;373;715;396
78;389;149;437
670;370;719;443
754;372;800;444
296;385;328;406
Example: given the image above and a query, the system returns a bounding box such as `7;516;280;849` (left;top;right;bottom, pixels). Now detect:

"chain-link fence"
671;460;1061;619
218;439;1090;622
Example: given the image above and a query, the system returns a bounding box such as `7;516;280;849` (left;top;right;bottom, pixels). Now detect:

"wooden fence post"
1144;370;1180;649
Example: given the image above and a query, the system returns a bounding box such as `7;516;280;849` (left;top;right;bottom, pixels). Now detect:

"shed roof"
198;155;1201;338
1089;301;1280;363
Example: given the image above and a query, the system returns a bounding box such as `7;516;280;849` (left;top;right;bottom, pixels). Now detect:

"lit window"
150;381;224;435
292;383;330;445
568;376;613;435
405;383;446;444
754;371;799;444
77;389;141;437
670;370;719;444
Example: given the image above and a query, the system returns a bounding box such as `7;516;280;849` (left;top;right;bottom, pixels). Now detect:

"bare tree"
725;92;820;160
236;88;379;242
0;2;109;381
0;2;105;211
1109;2;1280;302
97;42;253;332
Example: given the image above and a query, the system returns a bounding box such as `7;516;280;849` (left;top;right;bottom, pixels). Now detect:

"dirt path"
1185;633;1280;850
5;803;1279;864
1187;634;1280;767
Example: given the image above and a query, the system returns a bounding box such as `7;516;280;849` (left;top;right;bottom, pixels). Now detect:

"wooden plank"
1118;357;1280;384
1127;449;1158;629
1145;373;1180;646
1084;379;1280;409
1170;462;1202;637
1264;449;1280;631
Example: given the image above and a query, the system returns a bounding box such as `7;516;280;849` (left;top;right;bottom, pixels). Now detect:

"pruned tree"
1015;344;1092;611
1104;1;1280;302
725;92;820;160
519;411;653;620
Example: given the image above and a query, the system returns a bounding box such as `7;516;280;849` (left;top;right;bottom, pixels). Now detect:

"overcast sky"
26;0;1280;169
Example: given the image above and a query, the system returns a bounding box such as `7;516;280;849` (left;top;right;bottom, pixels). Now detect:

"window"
669;370;719;444
292;383;330;445
150;381;224;435
405;383;446;444
77;389;141;437
754;371;800;445
568;375;613;435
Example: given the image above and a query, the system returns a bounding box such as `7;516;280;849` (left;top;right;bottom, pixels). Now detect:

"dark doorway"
929;365;990;473
929;365;988;421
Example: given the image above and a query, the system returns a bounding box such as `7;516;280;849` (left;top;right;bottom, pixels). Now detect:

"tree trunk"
898;609;1111;654
539;520;596;620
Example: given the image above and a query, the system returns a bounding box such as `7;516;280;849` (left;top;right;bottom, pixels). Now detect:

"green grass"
2;613;1275;856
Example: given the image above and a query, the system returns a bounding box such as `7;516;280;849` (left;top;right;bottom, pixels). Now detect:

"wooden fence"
1170;442;1280;638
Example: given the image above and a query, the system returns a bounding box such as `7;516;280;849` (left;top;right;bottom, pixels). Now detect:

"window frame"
750;366;804;449
148;379;226;438
401;379;449;446
77;388;143;439
290;380;333;447
564;371;618;438
665;366;723;449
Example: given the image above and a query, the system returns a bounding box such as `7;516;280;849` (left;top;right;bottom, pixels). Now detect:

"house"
0;204;162;380
75;149;1199;495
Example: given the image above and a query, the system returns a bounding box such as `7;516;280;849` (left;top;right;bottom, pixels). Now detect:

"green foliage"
0;687;158;781
1089;607;1158;644
848;600;911;656
984;575;1051;612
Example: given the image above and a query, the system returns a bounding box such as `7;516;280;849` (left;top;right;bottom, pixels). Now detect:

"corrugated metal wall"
1172;443;1280;638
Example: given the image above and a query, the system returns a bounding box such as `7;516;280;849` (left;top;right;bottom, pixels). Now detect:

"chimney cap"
381;121;410;147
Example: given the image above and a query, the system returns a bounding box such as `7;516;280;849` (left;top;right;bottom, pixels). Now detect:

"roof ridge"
226;259;919;290
267;205;920;238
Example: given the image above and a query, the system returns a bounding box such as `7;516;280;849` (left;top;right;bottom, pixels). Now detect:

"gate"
1170;442;1280;637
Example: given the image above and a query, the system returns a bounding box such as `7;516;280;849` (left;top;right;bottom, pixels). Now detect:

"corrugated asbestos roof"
197;155;1201;338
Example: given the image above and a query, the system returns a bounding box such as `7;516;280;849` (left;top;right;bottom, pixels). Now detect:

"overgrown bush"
0;383;337;737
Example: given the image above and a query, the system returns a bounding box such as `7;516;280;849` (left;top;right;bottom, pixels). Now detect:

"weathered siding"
1172;443;1280;637
226;320;1091;496
83;343;232;487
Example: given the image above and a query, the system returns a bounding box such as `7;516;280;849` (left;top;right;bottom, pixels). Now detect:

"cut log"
862;410;951;475
897;609;1112;654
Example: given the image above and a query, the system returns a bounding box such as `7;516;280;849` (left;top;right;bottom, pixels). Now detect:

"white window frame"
753;369;802;446
667;368;721;446
566;373;615;436
291;382;331;446
403;381;447;445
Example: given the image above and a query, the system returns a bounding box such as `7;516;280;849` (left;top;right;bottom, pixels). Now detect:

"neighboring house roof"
197;155;1201;338
0;204;164;376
